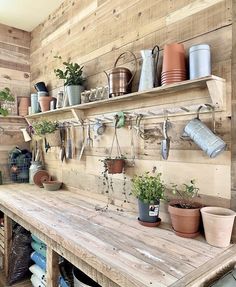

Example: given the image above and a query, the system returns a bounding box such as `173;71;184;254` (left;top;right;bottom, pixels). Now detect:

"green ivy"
0;87;15;116
131;172;166;203
33;120;58;136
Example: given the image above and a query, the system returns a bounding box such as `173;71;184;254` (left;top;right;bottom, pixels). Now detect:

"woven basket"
46;130;61;147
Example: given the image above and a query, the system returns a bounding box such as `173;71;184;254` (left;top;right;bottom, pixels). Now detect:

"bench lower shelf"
0;271;31;287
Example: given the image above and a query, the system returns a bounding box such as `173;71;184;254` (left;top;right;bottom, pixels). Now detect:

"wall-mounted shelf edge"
25;75;226;124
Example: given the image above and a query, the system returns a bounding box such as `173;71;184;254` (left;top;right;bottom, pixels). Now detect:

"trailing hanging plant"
54;56;86;86
32;120;59;136
0;87;15;116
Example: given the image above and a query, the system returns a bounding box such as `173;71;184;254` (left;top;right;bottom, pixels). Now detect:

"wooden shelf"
25;75;225;122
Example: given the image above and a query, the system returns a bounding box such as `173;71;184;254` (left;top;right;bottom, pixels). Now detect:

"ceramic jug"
138;45;160;91
184;105;226;158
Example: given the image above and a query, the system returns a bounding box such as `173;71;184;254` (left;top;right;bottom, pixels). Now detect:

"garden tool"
66;126;72;159
60;127;66;162
134;114;151;140
161;118;170;160
86;122;93;147
78;121;86;161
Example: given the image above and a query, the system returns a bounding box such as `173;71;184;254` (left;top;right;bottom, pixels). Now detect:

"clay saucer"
33;170;50;187
172;227;200;238
138;217;161;227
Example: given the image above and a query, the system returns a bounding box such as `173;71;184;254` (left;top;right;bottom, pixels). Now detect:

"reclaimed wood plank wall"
30;0;233;222
0;23;30;182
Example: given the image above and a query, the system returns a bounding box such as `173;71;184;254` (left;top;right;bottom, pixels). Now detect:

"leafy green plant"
171;179;199;208
33;120;58;136
54;56;85;86
0;87;14;116
132;172;166;203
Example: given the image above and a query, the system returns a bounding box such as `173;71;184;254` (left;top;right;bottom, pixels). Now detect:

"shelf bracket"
71;109;85;124
206;78;225;109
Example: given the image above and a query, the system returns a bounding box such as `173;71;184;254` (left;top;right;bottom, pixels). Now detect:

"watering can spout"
104;70;109;82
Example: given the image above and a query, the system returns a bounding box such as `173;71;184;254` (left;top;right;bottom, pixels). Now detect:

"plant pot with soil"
54;56;85;106
168;180;201;238
132;172;166;226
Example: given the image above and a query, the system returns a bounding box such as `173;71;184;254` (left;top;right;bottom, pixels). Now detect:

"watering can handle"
114;51;138;86
196;104;216;133
152;45;160;87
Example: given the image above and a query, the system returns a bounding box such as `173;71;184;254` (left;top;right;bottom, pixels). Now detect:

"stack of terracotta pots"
161;43;187;86
18;97;30;116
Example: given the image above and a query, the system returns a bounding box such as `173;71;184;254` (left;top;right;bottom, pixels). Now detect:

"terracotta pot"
18;97;30;116
201;207;236;248
168;203;201;238
161;75;186;81
162;43;186;72
105;158;125;174
39;96;53;112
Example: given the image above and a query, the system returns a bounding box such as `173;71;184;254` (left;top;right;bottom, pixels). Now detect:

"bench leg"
4;215;12;278
46;247;60;287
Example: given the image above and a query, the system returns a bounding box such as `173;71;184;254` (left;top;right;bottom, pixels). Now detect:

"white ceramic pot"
201;207;236;248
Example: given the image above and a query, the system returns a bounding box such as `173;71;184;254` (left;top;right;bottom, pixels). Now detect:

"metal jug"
139;45;160;91
183;105;226;158
104;51;137;97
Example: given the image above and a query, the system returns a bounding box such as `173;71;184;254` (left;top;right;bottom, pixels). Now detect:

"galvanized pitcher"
183;105;226;158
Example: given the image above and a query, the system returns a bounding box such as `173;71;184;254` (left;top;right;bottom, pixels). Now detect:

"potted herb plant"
0;87;14;116
32;120;60;147
54;56;85;106
132;172;166;226
168;179;201;238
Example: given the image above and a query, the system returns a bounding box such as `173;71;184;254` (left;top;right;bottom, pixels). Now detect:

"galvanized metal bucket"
184;105;226;158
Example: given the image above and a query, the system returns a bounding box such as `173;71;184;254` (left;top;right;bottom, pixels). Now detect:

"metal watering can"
104;51;137;97
183;105;226;158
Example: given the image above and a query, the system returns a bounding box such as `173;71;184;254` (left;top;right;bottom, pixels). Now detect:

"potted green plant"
54;56;85;106
32;120;61;147
0;87;14;116
132;172;166;226
168;179;201;238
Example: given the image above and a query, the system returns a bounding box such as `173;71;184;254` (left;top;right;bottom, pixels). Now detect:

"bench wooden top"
0;184;234;287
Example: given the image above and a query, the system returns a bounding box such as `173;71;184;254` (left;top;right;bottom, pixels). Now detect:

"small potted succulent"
32;120;60;147
168;179;201;238
54;56;86;106
0;87;15;116
132;172;166;226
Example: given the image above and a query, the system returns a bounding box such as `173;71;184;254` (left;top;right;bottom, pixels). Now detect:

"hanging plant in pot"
32;120;61;147
102;114;126;174
54;56;86;106
132;172;166;226
168;179;201;238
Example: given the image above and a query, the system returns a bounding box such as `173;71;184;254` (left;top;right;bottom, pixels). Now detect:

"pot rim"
201;206;236;217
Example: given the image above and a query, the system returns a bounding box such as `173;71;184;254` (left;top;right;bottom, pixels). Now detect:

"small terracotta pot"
162;43;186;72
39;96;53;112
105;159;125;174
168;202;201;238
201;207;236;248
18;97;30;116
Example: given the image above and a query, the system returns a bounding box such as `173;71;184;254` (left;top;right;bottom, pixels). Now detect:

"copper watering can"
104;51;138;97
